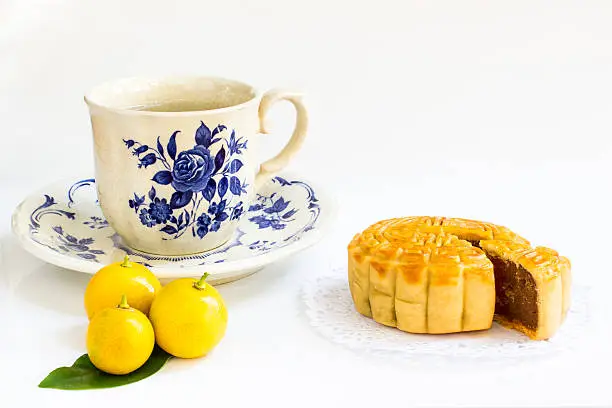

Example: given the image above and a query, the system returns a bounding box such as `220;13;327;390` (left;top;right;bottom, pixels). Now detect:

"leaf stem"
193;273;210;289
133;142;171;170
118;294;130;309
121;255;132;268
174;195;203;239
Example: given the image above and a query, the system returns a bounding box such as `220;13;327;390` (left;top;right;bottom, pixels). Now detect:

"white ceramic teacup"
84;76;308;255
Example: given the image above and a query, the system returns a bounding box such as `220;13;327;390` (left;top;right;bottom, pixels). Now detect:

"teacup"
84;76;308;255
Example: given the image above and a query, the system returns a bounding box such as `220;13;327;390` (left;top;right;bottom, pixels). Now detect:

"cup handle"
255;88;308;188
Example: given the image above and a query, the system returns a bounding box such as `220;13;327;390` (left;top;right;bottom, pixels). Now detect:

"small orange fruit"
86;295;155;375
84;255;161;320
149;273;228;358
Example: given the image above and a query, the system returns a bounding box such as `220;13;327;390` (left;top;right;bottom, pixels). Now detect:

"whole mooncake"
347;216;571;340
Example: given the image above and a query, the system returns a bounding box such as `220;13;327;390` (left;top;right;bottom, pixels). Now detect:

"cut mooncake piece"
479;240;572;340
347;216;571;340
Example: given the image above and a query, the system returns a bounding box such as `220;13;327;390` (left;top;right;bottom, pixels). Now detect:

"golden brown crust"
348;218;502;335
348;216;571;340
479;240;571;340
479;240;568;282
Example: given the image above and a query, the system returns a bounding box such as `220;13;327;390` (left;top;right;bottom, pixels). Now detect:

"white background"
1;1;612;406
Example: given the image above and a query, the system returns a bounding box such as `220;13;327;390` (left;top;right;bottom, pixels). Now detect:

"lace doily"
302;268;594;365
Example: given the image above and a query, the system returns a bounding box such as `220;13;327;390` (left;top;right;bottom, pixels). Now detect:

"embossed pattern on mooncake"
347;216;571;340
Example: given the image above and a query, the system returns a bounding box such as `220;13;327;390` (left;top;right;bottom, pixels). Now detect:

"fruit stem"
194;273;210;290
121;255;132;268
118;294;130;309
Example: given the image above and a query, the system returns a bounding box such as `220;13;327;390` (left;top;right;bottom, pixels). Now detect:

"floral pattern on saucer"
12;173;330;280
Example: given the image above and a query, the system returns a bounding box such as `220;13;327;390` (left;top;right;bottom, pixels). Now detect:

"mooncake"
479;240;571;340
347;216;571;340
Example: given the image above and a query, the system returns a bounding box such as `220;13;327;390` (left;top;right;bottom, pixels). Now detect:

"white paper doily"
302;269;593;365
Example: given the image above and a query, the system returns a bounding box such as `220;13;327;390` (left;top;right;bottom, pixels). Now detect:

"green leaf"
38;345;172;390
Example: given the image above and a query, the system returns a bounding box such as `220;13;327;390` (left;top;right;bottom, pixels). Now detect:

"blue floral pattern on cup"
19;175;324;271
123;122;248;240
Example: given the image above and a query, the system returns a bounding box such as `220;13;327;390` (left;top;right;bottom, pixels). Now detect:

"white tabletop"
2;1;612;406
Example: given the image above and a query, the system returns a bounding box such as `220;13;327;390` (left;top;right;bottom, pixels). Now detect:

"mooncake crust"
479;239;572;340
348;217;508;334
347;216;571;339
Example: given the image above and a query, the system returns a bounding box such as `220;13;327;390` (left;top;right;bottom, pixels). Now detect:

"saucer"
11;173;333;284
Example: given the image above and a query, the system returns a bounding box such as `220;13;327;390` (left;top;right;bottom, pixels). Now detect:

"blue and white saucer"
11;173;333;284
